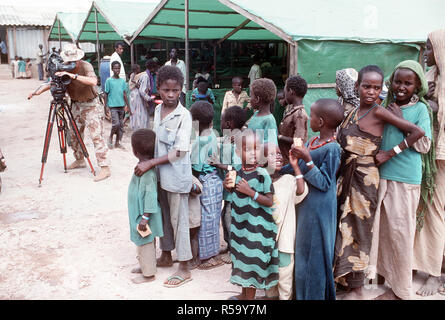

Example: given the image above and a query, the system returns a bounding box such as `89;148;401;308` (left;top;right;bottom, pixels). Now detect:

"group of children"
11;56;32;79
125;30;444;300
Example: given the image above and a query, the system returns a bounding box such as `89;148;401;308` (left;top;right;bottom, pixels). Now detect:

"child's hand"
138;218;148;231
124;105;130;113
223;173;235;190
375;150;393;166
387;103;403;119
190;183;201;195
134;159;155;176
235;178;254;197
290;145;311;163
426;81;436;99
288;149;299;168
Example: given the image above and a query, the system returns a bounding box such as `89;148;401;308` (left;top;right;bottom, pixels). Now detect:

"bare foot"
131;267;142;274
156;252;173;267
341;286;366;300
374;289;401;300
131;275;155;284
416;275;442;297
163;262;191;287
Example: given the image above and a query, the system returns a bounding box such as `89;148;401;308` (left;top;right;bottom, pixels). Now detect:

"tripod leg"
64;102;96;176
55;106;68;172
39;101;57;185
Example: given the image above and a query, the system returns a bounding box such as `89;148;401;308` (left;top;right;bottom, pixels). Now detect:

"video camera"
46;51;76;101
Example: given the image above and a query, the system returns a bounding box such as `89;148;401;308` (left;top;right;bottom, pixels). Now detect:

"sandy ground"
0;78;444;300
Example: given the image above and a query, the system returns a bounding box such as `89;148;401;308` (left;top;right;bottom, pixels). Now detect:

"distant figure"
190;77;215;105
25;58;32;79
110;41;126;80
248;55;262;85
99;55;111;92
10;55;18;79
164;48;187;106
36;44;46;81
335;68;360;116
17;57;26;79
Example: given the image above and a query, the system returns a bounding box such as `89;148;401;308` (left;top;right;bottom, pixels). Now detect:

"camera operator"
28;44;111;182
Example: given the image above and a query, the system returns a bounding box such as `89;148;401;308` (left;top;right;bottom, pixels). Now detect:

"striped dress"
230;166;279;290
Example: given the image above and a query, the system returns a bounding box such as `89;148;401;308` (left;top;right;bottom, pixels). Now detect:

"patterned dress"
333;108;382;288
230;166;278;290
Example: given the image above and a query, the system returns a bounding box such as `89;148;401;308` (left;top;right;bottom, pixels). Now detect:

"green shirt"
105;77;128;107
191;131;218;174
379;101;431;185
127;170;163;246
247;111;278;145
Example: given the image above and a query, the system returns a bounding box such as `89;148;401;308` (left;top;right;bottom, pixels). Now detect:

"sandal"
439;284;445;296
219;252;232;264
197;257;224;270
163;275;193;288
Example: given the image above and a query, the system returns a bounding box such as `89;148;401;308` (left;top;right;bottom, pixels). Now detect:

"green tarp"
49;12;88;42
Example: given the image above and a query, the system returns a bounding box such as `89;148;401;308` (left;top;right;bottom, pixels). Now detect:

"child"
191;77;215;105
134;65;193;288
17;57;26;79
221;76;251;114
262;143;307;300
25;58;32;79
278;75;309;165
369;60;432;300
413;29;445;297
246;78;278;146
277;89;286;108
291;98;343;300
335;68;360;116
127;129;163;284
333;65;426;300
213;106;247;264
128;64;147;131
190;101;224;270
104;61;129;149
188;175;203;270
223;129;278;300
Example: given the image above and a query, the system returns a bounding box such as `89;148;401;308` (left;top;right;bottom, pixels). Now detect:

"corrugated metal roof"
0;5;54;27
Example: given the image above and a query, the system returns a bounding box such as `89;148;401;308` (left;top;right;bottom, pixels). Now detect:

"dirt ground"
0;78;444;300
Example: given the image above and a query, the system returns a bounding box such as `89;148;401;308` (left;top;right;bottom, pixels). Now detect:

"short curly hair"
222;105;247;130
286;75;307;98
156;65;184;88
250;78;277;104
190;101;214;128
131;129;156;158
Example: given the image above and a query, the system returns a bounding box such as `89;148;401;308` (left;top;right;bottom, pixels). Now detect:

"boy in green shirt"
127;129;163;284
104;61;129;149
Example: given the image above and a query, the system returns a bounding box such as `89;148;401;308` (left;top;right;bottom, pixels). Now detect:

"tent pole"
58;19;61;50
213;44;216;82
131;43;134;67
185;0;190;91
94;7;100;71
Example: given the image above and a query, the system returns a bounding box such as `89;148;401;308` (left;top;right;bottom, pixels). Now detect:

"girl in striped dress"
223;129;278;300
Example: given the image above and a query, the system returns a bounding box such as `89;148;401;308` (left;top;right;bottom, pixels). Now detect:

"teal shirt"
191;88;215;104
127;170;163;246
218;137;242;201
191;131;219;174
105;77;128;107
18;60;26;72
379;101;431;185
247;111;278;145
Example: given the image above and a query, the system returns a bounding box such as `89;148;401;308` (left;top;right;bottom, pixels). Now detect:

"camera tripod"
39;97;96;185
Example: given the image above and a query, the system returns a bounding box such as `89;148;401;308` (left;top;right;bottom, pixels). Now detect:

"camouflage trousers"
70;97;110;167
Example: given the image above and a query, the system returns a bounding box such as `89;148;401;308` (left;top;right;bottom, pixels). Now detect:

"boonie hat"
60;43;85;62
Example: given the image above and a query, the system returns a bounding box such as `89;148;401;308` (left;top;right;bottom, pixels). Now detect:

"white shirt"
110;51;126;80
165;59;187;93
248;64;262;84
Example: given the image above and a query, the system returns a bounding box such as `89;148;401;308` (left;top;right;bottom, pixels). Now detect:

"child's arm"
123;89;130;114
236;178;274;207
288;149;306;195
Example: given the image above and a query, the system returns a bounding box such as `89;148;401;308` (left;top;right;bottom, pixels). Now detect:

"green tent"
48;12;89;43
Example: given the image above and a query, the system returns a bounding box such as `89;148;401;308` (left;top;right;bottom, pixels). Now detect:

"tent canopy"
48;12;88;42
77;0;159;44
131;0;445;44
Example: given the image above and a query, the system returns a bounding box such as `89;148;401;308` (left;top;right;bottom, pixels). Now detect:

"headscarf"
426;29;445;160
336;68;360;109
382;60;436;231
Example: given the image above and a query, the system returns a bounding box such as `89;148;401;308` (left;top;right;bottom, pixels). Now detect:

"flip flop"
439;285;445;296
197;257;224;270
227;296;239;300
219;252;232;264
163;275;193;288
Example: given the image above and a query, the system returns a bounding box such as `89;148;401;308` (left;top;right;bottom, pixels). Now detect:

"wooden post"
130;43;134;67
58;19;62;50
165;40;169;61
13;26;17;57
288;41;298;76
185;0;190;91
94;7;100;71
213;44;216;82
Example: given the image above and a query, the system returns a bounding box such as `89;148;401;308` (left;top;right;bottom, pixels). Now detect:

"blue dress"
294;140;341;300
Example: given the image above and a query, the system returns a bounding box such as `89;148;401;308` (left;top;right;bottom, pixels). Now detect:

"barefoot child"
190;101;224;270
413;29;445;297
223;129;278;300
333;65;426;300
262;143;307;300
104;61;129;149
370;60;432;300
246;78;278;145
134;65;194;288
221;76;251;114
291;99;343;300
278;75;309;165
127;129;163;284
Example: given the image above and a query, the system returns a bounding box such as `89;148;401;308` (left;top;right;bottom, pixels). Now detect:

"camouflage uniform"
70;97;110;167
